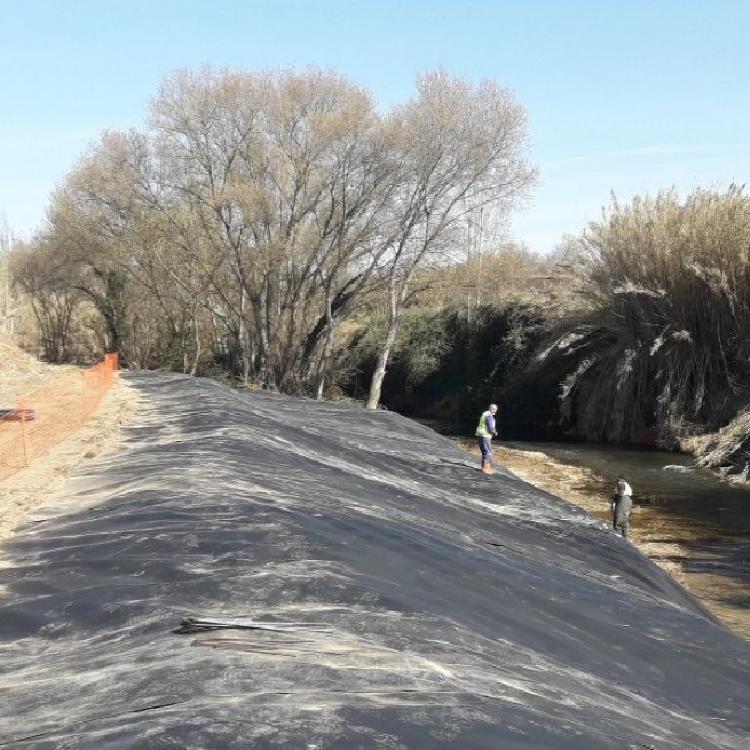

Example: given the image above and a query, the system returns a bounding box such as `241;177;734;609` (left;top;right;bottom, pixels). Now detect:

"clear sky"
1;0;748;252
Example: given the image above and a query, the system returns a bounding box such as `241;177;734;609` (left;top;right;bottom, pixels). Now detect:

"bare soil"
0;337;77;403
0;378;140;543
0;336;141;543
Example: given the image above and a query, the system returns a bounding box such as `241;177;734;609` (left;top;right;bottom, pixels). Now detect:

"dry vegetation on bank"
542;189;750;461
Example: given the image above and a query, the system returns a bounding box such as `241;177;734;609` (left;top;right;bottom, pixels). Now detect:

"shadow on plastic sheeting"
0;372;749;750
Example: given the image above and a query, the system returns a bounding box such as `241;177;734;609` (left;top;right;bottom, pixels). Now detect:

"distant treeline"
6;67;535;409
6;66;750;473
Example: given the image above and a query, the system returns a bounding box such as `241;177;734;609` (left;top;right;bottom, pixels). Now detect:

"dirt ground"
0;335;141;543
458;438;750;641
0;378;140;543
0;337;77;403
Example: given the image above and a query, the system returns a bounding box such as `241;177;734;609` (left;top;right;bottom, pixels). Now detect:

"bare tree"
9;238;84;361
365;71;536;408
38;130;151;361
149;67;394;390
12;66;537;399
0;214;17;337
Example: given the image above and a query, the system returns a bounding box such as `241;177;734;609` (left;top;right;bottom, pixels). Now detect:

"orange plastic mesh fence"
0;353;119;482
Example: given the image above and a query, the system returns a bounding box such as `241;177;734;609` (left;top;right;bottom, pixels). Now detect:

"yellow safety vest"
475;410;494;438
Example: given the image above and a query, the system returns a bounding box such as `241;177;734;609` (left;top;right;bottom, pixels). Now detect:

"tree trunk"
182;325;189;373
250;288;271;387
366;281;400;410
101;270;127;361
190;305;201;376
315;291;336;400
315;331;331;399
238;288;250;386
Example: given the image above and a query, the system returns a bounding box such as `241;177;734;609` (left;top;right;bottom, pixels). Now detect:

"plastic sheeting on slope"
1;372;749;750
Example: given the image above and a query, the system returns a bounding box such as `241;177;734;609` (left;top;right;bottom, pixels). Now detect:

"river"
435;427;750;641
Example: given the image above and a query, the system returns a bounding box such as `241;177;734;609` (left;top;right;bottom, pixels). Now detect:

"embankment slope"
1;373;749;749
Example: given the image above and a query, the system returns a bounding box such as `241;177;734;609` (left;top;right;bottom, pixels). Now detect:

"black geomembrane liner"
1;373;748;748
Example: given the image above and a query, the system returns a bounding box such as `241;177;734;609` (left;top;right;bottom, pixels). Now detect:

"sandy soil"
1;335;141;541
0;338;77;403
0;374;141;544
457;439;750;641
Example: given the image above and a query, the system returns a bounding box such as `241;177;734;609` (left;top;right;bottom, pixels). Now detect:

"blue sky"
1;0;748;252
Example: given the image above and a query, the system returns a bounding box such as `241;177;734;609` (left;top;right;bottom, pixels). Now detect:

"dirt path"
458;438;750;641
0;378;141;543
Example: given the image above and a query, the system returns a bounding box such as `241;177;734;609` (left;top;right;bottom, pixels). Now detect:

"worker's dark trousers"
613;498;632;538
478;436;494;464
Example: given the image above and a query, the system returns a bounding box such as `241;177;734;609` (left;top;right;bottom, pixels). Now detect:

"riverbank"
5;372;749;748
458;438;750;641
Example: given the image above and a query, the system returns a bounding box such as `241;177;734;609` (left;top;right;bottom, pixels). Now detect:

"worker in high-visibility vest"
475;403;498;475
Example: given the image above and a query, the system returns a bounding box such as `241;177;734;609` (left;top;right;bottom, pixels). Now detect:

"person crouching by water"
476;403;499;475
611;477;634;538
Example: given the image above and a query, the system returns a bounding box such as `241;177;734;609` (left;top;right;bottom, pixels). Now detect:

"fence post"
17;395;29;467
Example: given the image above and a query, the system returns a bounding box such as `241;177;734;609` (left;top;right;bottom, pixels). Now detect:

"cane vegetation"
539;188;750;470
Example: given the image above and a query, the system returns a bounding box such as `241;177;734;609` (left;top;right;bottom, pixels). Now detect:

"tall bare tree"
148;67;396;389
365;71;536;408
0;214;16;337
12;66;537;396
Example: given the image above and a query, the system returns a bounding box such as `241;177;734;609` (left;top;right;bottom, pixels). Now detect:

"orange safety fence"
0;353;119;482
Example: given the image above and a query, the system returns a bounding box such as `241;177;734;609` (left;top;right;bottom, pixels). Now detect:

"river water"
422;417;750;640
530;442;750;538
497;441;750;640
